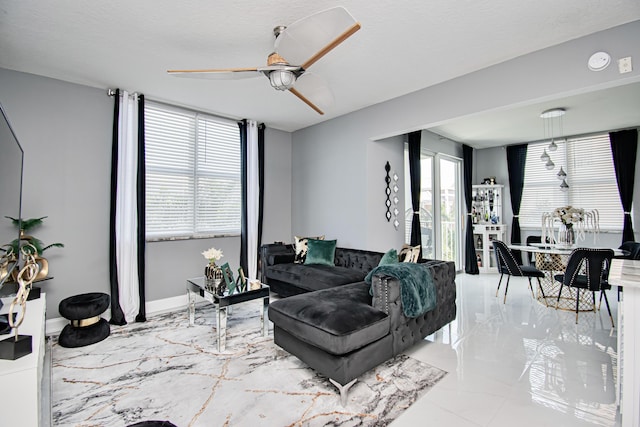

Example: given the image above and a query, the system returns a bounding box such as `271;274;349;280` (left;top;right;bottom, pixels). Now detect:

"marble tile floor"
392;272;620;427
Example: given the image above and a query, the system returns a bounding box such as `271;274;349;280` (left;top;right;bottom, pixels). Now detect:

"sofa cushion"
378;248;399;266
304;239;337;266
293;235;325;263
268;282;390;355
399;244;420;262
266;263;367;292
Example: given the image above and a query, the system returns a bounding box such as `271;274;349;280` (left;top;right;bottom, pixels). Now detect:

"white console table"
0;294;46;426
608;259;640;427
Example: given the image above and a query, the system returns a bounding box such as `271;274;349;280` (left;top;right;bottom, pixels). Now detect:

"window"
145;102;241;239
520;133;622;230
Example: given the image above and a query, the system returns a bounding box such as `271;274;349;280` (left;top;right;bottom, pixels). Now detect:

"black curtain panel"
506;144;528;265
408;131;423;260
610;129;638;243
239;119;249;275
109;89;126;326
257;124;265;252
463;145;479;274
135;94;146;323
109;90;147;325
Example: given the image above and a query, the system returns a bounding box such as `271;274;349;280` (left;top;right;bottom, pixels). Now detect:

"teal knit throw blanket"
365;263;436;318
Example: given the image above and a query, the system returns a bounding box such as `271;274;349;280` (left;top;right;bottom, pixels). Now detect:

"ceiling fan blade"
289;72;334;115
167;68;262;80
275;6;361;70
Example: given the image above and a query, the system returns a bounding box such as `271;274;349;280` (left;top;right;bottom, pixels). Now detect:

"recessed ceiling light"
588;51;611;71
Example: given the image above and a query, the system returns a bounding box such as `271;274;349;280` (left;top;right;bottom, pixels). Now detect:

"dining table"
508;243;626;311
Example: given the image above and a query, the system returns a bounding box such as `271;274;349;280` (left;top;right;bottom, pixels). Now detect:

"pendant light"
545;158;555;170
540;108;566;185
540;149;550;163
557;166;566;180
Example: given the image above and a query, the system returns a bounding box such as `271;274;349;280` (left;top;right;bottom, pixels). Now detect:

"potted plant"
4;216;64;281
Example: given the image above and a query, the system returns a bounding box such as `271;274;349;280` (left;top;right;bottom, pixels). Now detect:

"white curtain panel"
247;120;259;279
115;91;140;322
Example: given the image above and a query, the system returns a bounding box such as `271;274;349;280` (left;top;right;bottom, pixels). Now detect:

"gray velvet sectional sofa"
259;243;383;296
261;243;457;404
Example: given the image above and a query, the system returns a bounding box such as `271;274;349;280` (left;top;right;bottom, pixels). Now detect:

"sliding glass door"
438;156;462;266
405;151;462;267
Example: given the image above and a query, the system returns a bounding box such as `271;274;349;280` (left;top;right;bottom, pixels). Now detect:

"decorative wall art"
392;171;400;230
385;161;392;221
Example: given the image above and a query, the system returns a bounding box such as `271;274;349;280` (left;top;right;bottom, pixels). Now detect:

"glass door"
404;151;463;267
437;156;462;266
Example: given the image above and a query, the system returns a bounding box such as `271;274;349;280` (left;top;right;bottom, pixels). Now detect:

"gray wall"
291;21;640;255
0;68;292;318
261;127;292;245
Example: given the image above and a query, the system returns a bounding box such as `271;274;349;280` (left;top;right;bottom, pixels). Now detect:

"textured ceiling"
1;0;640;139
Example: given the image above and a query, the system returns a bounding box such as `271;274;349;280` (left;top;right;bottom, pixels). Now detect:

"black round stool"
58;292;110;348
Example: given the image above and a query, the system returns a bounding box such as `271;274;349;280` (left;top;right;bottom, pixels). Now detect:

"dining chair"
614;241;640;301
525;235;541;265
553;248;614;326
617;241;640;259
493;240;547;305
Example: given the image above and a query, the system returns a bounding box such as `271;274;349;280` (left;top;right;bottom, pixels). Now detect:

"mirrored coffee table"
186;277;269;351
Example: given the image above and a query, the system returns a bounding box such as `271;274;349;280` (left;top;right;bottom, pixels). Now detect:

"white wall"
0;68;293;317
291;21;640;253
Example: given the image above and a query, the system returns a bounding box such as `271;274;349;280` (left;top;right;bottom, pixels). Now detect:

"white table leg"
217;306;227;352
187;290;196;326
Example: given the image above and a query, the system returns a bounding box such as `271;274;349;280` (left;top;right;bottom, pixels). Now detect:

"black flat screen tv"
0;101;24;292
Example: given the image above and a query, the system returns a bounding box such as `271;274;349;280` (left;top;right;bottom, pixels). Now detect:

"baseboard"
45;294;189;335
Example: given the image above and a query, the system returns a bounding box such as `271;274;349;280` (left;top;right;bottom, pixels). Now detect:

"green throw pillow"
304;239;337;266
379;248;399;265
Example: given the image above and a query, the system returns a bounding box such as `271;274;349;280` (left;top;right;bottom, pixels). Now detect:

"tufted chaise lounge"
268;259;457;404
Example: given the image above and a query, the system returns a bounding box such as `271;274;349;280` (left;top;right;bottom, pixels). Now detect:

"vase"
204;262;223;293
558;224;575;247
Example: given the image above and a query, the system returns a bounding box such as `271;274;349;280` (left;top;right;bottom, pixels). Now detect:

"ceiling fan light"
269;70;296;90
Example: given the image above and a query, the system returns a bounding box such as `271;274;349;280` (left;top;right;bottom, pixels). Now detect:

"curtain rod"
107;88;141;97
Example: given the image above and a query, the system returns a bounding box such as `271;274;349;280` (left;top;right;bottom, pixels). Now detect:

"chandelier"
540;108;569;192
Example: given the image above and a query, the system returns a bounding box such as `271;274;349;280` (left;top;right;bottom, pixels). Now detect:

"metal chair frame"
493;240;547;306
554;248;614;327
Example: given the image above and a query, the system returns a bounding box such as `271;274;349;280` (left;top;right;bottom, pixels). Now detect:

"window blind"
145;102;241;239
520;134;622;230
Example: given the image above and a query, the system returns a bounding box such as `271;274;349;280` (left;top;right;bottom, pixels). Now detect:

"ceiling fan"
167;6;361;115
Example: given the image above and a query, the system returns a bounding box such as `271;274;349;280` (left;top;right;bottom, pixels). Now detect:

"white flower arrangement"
541;206;599;245
552;206;585;226
202;247;224;263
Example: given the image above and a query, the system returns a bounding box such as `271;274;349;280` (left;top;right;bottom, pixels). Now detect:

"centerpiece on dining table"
541;206;600;248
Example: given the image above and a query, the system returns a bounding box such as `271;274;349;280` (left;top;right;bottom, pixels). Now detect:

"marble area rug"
52;300;446;427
